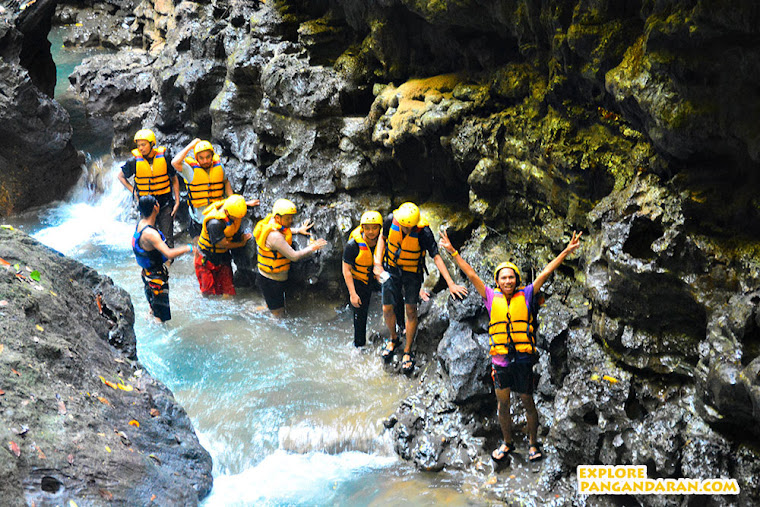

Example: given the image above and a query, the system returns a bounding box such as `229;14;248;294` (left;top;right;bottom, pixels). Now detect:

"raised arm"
532;231;582;292
439;230;487;299
172;138;201;171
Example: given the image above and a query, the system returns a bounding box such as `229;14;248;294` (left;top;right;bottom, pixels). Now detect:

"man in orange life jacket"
254;198;327;318
196;194;252;296
132;195;193;322
118;129;180;247
373;202;468;373
170;138;260;238
342;210;384;347
440;229;581;463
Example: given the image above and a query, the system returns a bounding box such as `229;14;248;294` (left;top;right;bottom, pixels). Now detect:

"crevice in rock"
622;217;663;260
624;384;647;420
40;475;63;494
740;306;760;367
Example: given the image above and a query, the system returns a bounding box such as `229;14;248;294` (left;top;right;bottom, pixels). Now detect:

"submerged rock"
0;227;212;504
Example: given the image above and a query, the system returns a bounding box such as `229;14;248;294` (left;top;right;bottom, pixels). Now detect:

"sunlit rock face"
21;0;760;503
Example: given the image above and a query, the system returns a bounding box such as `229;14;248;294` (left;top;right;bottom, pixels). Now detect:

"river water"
6;28;494;506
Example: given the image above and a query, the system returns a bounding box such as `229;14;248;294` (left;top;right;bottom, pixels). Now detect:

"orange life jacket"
254;214;293;274
132;147;171;196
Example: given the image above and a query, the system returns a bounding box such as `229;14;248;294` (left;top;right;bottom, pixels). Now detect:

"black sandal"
381;338;399;361
492;441;515;462
401;352;415;373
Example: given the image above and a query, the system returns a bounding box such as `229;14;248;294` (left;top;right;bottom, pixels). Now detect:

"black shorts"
258;273;287;310
188;217;202;238
492;361;535;395
141;266;171;322
381;269;422;307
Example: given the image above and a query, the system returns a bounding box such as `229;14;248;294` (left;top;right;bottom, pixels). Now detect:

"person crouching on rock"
196;194;251;296
439;228;581;463
253;198;328;318
132;195;193;323
372;202;468;374
342;210;384;347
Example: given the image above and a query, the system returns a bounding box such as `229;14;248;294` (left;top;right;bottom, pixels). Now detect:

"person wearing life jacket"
195;194;252;296
341;211;384;347
254;198;328;317
119;129;180;247
132;195;193;322
372;202;468;373
171;138;260;238
439;228;581;463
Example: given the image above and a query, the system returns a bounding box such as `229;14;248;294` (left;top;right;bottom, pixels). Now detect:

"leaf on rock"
57;399;67;415
0;389;4;395
67;453;74;465
11;368;20;376
98;489;113;501
35;325;44;332
9;441;20;457
97;396;111;406
105;446;111;453
0;257;9;265
36;445;46;459
148;453;161;465
602;375;619;384
99;376;118;389
0;344;4;354
149;408;160;417
0;301;7;307
117;383;133;392
29;270;41;282
128;419;140;428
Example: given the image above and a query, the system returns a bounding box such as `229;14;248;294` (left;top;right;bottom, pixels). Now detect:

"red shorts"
195;254;236;296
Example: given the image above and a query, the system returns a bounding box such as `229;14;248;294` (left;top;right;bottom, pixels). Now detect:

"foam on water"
203;450;397;507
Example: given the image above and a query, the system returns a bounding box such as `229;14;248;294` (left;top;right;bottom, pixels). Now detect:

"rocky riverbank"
5;0;760;504
0;227;212;505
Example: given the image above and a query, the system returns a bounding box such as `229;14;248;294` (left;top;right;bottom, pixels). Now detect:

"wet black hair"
138;195;158;217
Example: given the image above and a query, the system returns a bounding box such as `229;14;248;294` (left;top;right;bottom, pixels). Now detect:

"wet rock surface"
10;0;760;504
0;227;212;505
0;4;83;217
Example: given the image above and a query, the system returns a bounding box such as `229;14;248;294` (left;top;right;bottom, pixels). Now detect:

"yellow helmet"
360;210;383;226
133;129;156;145
494;261;521;285
223;194;248;218
393;202;420;228
273;198;297;216
194;140;214;156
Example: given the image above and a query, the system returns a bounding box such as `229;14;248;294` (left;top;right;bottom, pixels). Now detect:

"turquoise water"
4;28;496;506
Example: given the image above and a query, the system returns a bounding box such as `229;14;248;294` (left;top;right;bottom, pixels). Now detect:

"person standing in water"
253;198;328;318
132;195;193;322
439;228;581;462
119;129;180;247
170;138;260;238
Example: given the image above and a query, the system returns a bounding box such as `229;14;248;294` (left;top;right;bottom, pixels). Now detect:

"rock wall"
0;227;212;504
28;0;760;504
0;1;83;217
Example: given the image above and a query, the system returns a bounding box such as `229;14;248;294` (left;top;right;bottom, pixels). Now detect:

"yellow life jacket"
488;288;536;356
184;154;226;209
254;214;293;274
132;147;171;196
198;201;241;255
383;216;430;273
348;226;375;283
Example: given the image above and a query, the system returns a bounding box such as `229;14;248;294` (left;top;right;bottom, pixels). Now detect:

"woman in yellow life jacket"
253;198;327;317
439;228;581;464
372;202;468;373
118;129;180;247
341;211;383;347
171;138;260;238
